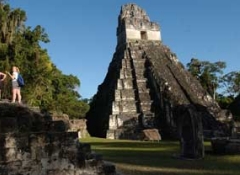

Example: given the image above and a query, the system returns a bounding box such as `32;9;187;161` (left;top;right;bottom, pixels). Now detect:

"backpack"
17;74;25;87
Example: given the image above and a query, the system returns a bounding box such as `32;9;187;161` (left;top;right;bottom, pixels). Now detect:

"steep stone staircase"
107;41;158;139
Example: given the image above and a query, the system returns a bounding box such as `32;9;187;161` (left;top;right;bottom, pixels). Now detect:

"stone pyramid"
86;4;230;139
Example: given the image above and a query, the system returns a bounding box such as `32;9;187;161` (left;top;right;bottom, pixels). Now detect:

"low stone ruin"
175;105;204;159
209;94;240;155
51;113;89;138
0;103;116;175
211;121;240;154
211;137;240;154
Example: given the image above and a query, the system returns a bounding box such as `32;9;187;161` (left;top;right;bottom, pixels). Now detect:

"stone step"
112;101;138;114
136;81;149;91
119;68;133;78
108;113;140;130
106;129;123;139
138;88;150;93
117;79;134;89
136;78;147;83
140;104;152;112
138;93;151;101
110;113;140;118
133;62;145;69
115;89;135;101
0;132;78;149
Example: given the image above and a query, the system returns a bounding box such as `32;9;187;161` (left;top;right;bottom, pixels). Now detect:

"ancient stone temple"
86;3;231;140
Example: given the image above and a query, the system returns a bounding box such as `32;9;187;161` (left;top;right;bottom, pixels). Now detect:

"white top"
13;72;18;81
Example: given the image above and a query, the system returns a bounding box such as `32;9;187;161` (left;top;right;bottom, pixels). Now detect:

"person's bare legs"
16;89;21;103
12;88;17;103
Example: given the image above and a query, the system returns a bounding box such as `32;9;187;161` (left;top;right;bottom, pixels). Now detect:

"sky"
9;0;240;99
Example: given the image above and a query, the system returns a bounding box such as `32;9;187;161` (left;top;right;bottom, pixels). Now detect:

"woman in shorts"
6;66;21;103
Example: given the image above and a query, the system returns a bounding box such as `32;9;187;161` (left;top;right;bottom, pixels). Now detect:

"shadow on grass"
81;138;240;175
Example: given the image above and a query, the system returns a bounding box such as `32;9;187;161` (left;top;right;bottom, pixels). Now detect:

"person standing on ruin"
6;66;22;103
0;71;7;100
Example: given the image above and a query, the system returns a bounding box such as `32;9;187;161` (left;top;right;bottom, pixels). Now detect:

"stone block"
117;79;123;89
133;63;145;70
15;134;29;150
120;89;135;100
0;118;17;133
140;129;161;141
120;68;132;78
29;133;47;147
121;117;138;129
122;101;137;113
47;121;67;132
17;115;35;132
4;148;17;162
112;101;120;115
121;79;134;89
106;129;122;139
52;114;70;121
139;93;151;102
68;119;87;131
135;68;145;77
137;82;148;93
108;115;124;130
114;90;121;101
4;134;17;148
106;130;116;139
140;113;155;128
78;130;89;139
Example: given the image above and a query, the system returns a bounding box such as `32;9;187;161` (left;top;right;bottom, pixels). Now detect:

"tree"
0;2;89;118
220;71;240;97
187;58;226;100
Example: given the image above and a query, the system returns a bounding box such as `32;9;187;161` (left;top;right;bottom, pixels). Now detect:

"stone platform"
0;103;117;175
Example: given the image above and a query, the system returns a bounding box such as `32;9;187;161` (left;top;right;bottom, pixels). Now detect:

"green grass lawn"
80;137;240;175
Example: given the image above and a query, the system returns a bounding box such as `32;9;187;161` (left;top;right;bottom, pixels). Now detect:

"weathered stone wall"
51;113;89;138
0;103;116;175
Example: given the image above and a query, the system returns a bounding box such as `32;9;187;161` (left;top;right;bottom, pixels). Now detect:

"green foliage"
216;94;234;109
0;3;89;118
187;58;240;116
187;58;226;99
221;71;240;97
